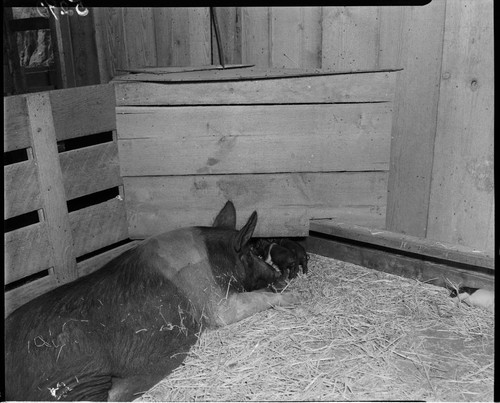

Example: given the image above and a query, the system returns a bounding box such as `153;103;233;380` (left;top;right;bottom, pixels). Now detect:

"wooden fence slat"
384;1;446;237
5;274;56;317
4;222;54;285
27;92;77;284
69;197;129;257
4;159;42;219
49;84;116;141
4;95;30;152
114;71;397;105
117;103;392;176
427;0;494;254
60;142;122;200
124;172;387;238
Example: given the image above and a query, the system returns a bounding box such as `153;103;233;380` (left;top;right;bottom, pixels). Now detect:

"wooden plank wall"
78;3;492;254
115;70;396;239
4;84;134;316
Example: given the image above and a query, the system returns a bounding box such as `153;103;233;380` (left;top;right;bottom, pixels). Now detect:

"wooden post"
27;92;78;284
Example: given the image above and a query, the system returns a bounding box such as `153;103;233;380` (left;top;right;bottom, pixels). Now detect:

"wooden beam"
27;92;78;284
310;219;494;269
307;234;494;291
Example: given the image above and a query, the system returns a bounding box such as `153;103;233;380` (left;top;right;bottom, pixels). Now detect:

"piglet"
274;238;309;277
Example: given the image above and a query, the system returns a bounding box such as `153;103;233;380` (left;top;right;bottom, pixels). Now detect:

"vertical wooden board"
122;7;157;68
211;7;242;65
270;7;322;69
427;0;494;253
4;95;30;151
49;12;77;89
321;7;380;71
154;8;210;66
27;93;77;284
384;1;446;237
187;8;211;65
68;9;101;86
49;84;116;141
241;7;271;67
93;7;123;83
4;160;42;219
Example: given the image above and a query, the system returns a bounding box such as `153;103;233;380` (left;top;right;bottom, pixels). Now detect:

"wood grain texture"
322;7;381;70
307;236;494;291
69;198;129;257
154;8;210;67
122;8;157;68
4;159;42;219
211;8;242;65
93;7;128;80
4;222;54;284
123;172;387;238
310;219;494;268
27;92;77;284
4;95;30;152
68;9;101;86
5;273;56;317
114;70;397;105
427;0;494;254
241;7;271;67
385;1;446;237
270;7;322;69
60;142;122;200
49;84;116;141
117;103;392;176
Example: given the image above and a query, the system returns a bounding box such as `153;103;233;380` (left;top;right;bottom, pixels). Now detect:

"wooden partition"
4;85;136;316
113;67;397;239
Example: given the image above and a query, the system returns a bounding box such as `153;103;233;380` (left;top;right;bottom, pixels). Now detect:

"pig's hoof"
278;291;301;306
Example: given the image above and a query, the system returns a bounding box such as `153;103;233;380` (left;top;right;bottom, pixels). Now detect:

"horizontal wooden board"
4;222;54;284
113;66;400;82
116;64;254;74
77;240;141;278
114;71;397;105
69;197;129;257
123;172;387;238
117;103;392;176
4;95;31;152
60;142;122;200
4;159;42;219
310;219;494;269
307;235;494;291
49;84;116;141
5;273;57;317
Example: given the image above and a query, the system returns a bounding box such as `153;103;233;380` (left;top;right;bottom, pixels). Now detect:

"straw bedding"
137;253;494;402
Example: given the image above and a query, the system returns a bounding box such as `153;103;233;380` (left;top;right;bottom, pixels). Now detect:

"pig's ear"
234;211;257;252
213;201;236;229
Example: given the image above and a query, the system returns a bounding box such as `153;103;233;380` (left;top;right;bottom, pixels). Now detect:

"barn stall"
4;3;494;402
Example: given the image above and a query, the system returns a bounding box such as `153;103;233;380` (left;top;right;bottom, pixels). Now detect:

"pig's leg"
214;290;300;326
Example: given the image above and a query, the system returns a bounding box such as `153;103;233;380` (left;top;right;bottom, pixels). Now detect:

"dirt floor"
138;253;494;402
